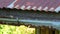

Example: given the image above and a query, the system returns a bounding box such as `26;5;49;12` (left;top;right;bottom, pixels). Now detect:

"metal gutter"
0;18;60;30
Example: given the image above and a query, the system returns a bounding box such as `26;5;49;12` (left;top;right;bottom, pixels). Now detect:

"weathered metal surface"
0;0;60;12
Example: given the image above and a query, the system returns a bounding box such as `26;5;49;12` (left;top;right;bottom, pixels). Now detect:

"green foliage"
0;24;35;34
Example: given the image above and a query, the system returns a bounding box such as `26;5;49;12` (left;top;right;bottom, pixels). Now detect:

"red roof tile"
0;0;60;12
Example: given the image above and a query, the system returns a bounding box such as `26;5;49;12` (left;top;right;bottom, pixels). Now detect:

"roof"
0;0;60;12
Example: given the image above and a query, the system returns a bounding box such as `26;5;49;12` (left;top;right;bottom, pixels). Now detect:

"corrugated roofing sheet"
0;0;60;12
